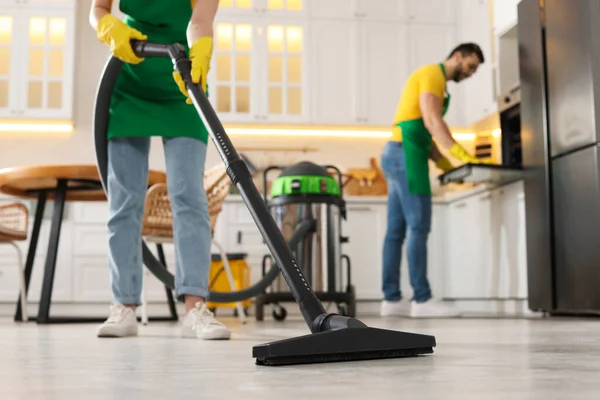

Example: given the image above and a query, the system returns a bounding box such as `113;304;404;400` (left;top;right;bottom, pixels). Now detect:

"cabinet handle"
237;231;242;244
479;194;491;201
347;206;371;211
453;202;467;208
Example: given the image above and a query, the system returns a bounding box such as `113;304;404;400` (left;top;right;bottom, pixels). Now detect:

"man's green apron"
396;63;450;195
107;0;209;143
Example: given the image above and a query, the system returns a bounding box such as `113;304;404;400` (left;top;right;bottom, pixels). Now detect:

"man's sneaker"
410;298;461;318
182;302;231;340
380;300;411;317
97;304;139;337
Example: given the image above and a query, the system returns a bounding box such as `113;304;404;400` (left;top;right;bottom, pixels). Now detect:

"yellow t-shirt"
391;63;447;142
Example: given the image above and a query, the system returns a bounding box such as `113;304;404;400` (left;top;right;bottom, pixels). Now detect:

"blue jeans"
380;141;432;303
106;136;212;305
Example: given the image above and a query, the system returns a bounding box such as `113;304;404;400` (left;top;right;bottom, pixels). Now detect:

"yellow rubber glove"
173;37;213;104
97;14;147;64
449;143;482;164
435;157;455;172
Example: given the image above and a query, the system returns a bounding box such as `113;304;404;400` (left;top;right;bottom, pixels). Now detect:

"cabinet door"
210;18;259;122
360;21;409;126
309;0;358;20
458;0;495;125
408;0;456;24
408;24;462;127
18;7;74;119
217;0;256;16
359;0;408;22
0;11;20;117
493;0;519;36
258;20;308;123
445;196;483;298
341;203;386;300
309;20;360;125
259;0;307;17
498;181;528;299
23;0;75;8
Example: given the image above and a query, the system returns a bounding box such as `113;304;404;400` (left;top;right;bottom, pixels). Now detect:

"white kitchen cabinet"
309;20;359;125
443;181;528;300
444;194;482;298
359;21;409;126
0;4;74;119
341;202;386;300
492;0;520;37
218;0;307;17
0;0;75;8
407;0;455;25
210;16;309;123
408;24;464;127
360;0;408;21
457;0;496;126
310;0;453;24
309;0;357;20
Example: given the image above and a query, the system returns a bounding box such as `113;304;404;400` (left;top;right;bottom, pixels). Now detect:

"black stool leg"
37;180;67;324
156;243;178;320
14;191;47;321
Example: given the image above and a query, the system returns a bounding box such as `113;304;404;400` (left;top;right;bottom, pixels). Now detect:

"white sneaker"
97;304;139;337
410;299;461;318
380;300;411;317
182;302;231;340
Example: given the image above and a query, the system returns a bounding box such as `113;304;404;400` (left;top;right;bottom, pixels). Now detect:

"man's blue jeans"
106;136;212;305
380;141;432;303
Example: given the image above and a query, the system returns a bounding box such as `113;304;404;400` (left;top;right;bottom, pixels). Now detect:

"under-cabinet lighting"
0;123;73;132
226;127;391;138
225;127;477;140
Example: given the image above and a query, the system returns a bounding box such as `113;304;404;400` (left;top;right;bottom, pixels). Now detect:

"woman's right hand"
96;14;147;64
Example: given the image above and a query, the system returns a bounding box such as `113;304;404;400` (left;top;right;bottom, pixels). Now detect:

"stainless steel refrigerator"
519;0;600;315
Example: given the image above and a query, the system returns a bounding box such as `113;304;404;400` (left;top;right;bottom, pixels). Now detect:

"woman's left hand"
173;37;213;103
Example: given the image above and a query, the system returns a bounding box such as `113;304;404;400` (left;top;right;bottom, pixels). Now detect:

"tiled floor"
1;314;599;399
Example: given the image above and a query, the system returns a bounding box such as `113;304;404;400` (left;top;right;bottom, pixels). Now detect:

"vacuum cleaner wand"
131;41;436;366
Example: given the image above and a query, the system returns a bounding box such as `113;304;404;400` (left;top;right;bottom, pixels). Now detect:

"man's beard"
452;66;464;82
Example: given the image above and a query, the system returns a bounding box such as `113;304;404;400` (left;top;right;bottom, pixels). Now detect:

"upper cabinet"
458;0;497;126
209;16;308;123
218;0;307;17
309;0;454;24
0;0;75;8
492;0;520;37
0;3;74;120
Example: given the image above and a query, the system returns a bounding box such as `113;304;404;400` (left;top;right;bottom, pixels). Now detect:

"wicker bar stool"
140;164;247;324
0;203;30;321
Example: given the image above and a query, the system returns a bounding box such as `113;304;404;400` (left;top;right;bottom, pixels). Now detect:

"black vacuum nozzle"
253;324;436;366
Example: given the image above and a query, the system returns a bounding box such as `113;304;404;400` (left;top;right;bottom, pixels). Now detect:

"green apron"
396;63;450;195
107;0;209;143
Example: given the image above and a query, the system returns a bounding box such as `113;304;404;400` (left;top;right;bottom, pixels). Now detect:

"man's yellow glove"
173;37;213;104
435;157;455;172
449;143;493;164
97;14;147;64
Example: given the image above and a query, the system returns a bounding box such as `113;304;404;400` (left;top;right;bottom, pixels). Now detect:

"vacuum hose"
93;42;315;303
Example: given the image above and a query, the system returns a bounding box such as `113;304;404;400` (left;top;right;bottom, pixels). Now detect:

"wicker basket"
342;157;388;196
141;164;232;240
0;203;29;242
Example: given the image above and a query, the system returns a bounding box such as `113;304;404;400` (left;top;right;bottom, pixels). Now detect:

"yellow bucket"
206;252;252;310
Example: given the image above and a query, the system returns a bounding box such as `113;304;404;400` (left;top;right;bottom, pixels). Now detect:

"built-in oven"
498;84;522;167
438;84;525;187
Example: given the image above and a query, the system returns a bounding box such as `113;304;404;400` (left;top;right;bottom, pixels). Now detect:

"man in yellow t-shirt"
380;43;486;318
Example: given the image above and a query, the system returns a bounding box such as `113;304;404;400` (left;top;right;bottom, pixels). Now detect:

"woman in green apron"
89;0;231;340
